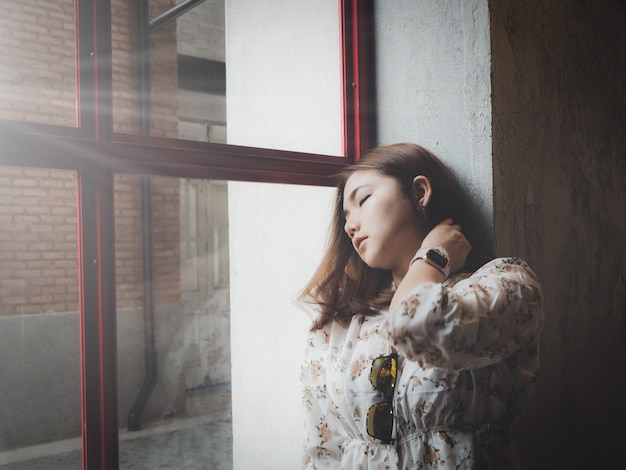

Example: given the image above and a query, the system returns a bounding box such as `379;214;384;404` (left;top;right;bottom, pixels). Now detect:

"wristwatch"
410;247;450;280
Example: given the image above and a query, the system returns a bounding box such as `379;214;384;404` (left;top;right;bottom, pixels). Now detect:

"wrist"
410;247;450;280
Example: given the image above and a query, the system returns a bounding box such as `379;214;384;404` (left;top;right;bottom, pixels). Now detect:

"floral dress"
301;258;544;469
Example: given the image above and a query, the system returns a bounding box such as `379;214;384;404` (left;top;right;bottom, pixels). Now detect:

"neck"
392;236;424;286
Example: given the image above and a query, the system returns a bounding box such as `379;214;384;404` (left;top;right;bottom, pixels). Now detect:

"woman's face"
342;170;424;273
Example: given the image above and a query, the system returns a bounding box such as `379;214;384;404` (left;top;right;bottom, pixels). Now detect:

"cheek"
378;199;413;226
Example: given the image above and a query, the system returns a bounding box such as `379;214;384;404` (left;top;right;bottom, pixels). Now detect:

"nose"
344;215;359;238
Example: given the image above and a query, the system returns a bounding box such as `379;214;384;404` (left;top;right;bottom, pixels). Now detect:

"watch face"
426;249;448;268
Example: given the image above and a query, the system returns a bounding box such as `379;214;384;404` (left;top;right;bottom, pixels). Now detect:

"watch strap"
410;247;450;280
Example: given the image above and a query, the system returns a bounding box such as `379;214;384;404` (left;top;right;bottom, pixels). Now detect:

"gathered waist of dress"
339;435;401;469
398;423;511;448
340;435;395;453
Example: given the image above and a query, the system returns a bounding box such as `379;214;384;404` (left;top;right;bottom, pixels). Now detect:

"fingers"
437;218;461;231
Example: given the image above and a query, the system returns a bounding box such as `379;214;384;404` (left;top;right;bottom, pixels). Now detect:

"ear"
412;175;432;208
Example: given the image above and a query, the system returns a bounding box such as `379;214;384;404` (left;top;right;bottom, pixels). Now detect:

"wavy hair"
299;143;478;330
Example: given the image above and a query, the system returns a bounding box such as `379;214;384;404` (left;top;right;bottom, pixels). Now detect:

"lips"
353;236;367;252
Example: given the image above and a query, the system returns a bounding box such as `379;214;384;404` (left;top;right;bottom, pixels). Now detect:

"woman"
300;143;544;469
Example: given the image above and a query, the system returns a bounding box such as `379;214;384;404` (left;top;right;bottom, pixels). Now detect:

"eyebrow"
346;184;372;203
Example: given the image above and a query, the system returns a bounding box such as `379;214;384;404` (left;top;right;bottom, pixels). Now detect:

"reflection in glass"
112;0;226;142
0;167;81;469
0;1;77;127
115;175;231;469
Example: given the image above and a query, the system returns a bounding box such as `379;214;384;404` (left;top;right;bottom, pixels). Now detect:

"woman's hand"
390;219;472;314
420;219;472;275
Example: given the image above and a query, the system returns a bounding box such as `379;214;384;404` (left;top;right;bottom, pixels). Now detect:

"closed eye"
359;194;371;206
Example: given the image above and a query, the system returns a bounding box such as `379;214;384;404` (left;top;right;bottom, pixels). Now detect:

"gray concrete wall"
376;0;626;467
0;312;81;450
490;0;626;467
116;302;231;429
374;0;494;256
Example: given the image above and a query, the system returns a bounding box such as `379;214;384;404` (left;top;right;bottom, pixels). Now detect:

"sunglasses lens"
366;402;394;443
369;355;397;393
367;354;397;443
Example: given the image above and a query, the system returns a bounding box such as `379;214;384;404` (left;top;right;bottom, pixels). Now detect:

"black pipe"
127;176;157;432
128;0;209;432
149;0;206;34
127;0;157;432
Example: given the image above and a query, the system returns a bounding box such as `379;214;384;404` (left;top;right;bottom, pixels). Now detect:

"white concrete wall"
226;0;493;467
228;183;334;468
226;1;340;468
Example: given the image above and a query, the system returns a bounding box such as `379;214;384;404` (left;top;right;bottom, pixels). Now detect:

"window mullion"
77;160;119;470
76;0;118;467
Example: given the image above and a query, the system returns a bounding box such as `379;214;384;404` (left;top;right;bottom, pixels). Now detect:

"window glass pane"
0;1;77;127
115;174;232;469
112;0;226;142
111;0;343;156
0;166;81;469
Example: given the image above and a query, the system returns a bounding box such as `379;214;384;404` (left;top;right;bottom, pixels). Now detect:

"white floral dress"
301;258;544;469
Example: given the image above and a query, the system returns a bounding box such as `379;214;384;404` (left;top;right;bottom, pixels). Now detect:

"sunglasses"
366;353;398;444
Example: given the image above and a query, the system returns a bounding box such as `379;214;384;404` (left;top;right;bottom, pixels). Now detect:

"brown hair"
300;143;477;330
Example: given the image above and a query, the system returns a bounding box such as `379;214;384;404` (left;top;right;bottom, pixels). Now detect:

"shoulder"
305;315;360;351
447;257;543;303
305;324;332;351
305;314;388;356
454;257;540;282
478;257;534;272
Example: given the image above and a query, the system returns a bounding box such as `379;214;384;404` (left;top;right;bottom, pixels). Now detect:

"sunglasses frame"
366;353;398;444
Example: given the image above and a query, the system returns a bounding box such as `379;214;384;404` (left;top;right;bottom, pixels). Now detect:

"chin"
359;255;376;269
361;255;387;270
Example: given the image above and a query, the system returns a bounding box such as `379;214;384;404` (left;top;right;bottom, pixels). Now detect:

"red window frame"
0;0;374;183
0;1;374;468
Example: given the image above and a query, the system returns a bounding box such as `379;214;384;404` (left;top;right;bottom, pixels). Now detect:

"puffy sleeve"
381;257;544;371
301;328;343;469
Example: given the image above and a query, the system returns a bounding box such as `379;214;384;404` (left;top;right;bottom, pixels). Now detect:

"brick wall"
115;175;181;309
147;0;179;138
150;176;181;304
0;168;78;315
112;0;179;137
0;170;181;315
0;0;178;134
0;0;182;315
0;0;76;126
111;0;142;134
